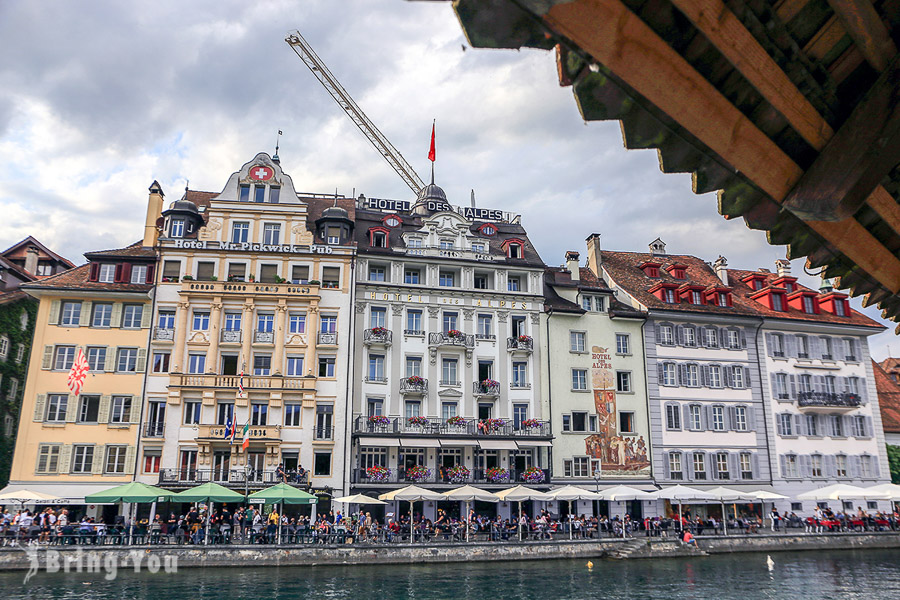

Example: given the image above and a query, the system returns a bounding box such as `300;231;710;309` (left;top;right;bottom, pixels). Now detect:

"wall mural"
584;346;651;476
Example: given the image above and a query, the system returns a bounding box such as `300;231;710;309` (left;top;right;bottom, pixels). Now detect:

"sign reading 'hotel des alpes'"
585;346;650;477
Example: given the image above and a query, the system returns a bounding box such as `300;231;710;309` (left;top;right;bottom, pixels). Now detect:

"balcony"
403;329;425;337
350;466;551;486
472;468;550;485
364;375;388;384
220;330;242;343
507;336;534;353
143;421;165;438
181;280;320;297
473;380;501;398
399;377;428;395
475;333;496;342
198;424;280;439
153;327;174;341
354;415;400;434
158;468;310;489
254;330;274;344
429;331;474;349
351;416;552;438
317;331;338;346
797;391;862;413
314;426;334;441
363;328;393;346
170;373;316;391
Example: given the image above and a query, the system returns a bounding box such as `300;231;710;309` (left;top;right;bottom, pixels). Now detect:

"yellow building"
8;242;155;506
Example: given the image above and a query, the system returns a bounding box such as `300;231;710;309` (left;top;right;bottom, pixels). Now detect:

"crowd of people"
2;504;900;546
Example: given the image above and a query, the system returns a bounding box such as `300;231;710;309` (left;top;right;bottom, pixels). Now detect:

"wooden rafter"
826;0;898;72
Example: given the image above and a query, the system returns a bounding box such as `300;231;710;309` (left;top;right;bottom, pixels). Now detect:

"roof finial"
185;179;189;194
428;119;436;185
333;188;339;207
273;129;282;162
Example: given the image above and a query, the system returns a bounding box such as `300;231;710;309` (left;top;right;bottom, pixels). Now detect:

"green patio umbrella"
86;482;175;545
173;482;245;545
249;483;318;544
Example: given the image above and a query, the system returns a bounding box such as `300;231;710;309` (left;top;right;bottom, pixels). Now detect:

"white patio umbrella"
596;486;656;538
494;485;551;541
545;486;603;539
379;485;444;543
334;494;386;519
649;485;716;531
748;490;789;528
705;487;757;535
797;484;889;517
865;483;900;512
442;485;500;542
0;488;61;504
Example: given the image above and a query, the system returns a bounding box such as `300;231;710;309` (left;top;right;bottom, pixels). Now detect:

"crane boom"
285;30;426;194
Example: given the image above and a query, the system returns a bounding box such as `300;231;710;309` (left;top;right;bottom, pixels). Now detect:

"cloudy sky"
1;0;896;358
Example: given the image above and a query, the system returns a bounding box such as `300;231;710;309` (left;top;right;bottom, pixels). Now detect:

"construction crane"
285;30;426;195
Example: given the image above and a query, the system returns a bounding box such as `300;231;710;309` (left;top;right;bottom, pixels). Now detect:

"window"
771;333;784;357
197;261;215;281
406;310;422;333
54;345;76;370
109;396;132;424
259;264;278;283
71;446;94;473
284;403;302;427
183;401;201;425
46;394;68;422
286;355;304;377
740;453;753;479
835;301;846;317
144;452;161;474
775;373;789;399
439;271;455;287
570;331;586;352
105;446;127;474
78;395;100;423
316;404;333;439
683;326;696;347
810;455;823;478
15;342;24;362
616;334;630;355
734;406;748;431
512;362;527;387
251;403;268;426
122;304;143;328
372;230;387;248
481;224;496;236
847;377;860;395
442;358;459;385
318;357;335;378
783;454;799;478
257;312;274;333
442;312;458;332
690;290;702;305
262;223;281;245
821;336;833;360
508;243;522;259
659;324;674;345
512;404;528;428
779;413;794;436
289;313;306;334
370;307;386;329
727;329;740;349
581;296;591;311
572;369;587;390
98;264;116;283
708;365;722;388
471;242;486;253
477;314;493;338
404;400;421;419
216;402;234;426
320;315;337;333
5;378;16;400
404;269;420;284
860;455;873;477
473;273;489;289
562;415;571;432
116;348;137;372
220;312;241;332
619;412;635;433
254;354;271;376
688;405;702;431
188;353;206;374
704;327;719;348
322;267;340;288
685;364;699;387
36;445;60;474
711;405;725;431
406;357;422;377
193;311;210;330
835;455;848;477
326;227;341;245
269;187;280;203
658;363;675;386
152;351;170;373
666;404;681;430
368;265;386;282
571;457;589;477
772;293;784;312
571;412;587;432
663;288;676;304
231;222;249;243
797;335;809;358
716;453;730;479
806;414;818;437
406;237;422;249
439;239;454;250
367;354;385;381
693;453;707;480
717;292;729;307
60;301;81;326
162;261;180;282
291;265;309;284
852;416;867;437
844;339;857;362
131;264;148;284
314;452;331;476
616;371;632;392
731;366;745;388
507;276;520;292
669;453;683;480
170;218;185;238
92;303;112;327
802;296;815;314
158;310;175;330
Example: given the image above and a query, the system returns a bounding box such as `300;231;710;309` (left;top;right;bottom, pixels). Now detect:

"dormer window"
326;227;341;245
508;242;522;259
440;239;454;250
691;290;702;305
835;300;846;317
239;185;250;202
407;238;422;249
664;289;676;304
269;187;280;204
472;242;486;253
369;228;388;248
384;215;401;227
752;280;763;290
784;282;793;293
98;264;116;283
131;264;149;284
480;224;496;236
666;264;687;279
639;261;661;277
254;186;266;203
170;218;185;238
802;296;815;314
817;292;849;317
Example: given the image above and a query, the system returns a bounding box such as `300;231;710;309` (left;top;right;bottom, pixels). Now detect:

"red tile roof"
84;241;156;259
21;264;152;293
873;361;900;434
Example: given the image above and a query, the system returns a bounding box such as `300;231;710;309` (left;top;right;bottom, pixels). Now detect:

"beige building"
8;242;155;507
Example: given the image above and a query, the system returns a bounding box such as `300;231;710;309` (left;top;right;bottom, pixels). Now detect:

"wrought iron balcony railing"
220;330;242;343
428;332;474;349
254;330;274;343
507;336;534;352
797;391;861;409
363;328;393;346
153;327;174;341
317;331;338;345
399;377;428;394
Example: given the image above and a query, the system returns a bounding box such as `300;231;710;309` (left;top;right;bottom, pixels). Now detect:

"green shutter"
79;301;92;327
91;445;105;474
140;304;152;328
129;396;141;423
41;345;53;370
136;348;147;373
98;395;111;424
33;394;46;421
124;446;136;475
110;304;123;328
65;395;77;423
48;300;60;325
103;347;116;372
58;445;72;475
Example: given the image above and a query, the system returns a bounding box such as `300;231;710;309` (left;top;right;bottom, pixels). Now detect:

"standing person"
770;507;781;532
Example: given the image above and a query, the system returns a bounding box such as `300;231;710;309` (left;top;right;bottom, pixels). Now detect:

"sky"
1;0;897;359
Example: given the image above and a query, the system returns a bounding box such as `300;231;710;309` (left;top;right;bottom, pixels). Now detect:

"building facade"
348;185;551;516
138;154;356;504
873;361;900;447
542;247;652;512
8;242;154;509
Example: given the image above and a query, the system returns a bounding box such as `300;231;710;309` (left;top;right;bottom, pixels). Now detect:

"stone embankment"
1;532;897;571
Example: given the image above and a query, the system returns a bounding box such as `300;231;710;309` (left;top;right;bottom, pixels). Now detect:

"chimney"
143;180;165;247
585;233;602;277
775;258;791;278
713;255;728;285
24;246;39;275
565;251;580;281
649;237;666;255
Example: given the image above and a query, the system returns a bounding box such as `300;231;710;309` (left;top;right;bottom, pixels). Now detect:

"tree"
887;445;900;484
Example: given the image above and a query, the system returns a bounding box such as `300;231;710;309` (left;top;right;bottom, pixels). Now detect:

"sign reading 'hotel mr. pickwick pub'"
365;290;532;310
168;239;334;254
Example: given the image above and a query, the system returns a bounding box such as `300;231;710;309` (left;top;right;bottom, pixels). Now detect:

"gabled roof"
1;235;75;268
873;361;900;434
84;241;156;260
21;263;152;294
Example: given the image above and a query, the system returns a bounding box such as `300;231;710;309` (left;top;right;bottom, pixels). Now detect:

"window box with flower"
405;465;432;482
521;466;545;483
366;465;391;483
484;467;510;483
445;465;471;483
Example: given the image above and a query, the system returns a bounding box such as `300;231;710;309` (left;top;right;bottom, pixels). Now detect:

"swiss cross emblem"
250;165;274;181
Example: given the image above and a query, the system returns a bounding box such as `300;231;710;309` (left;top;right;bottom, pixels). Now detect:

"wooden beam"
783;56;900;220
542;0;900;293
774;0;809;23
866;185;900;230
803;15;848;61
826;0;898;72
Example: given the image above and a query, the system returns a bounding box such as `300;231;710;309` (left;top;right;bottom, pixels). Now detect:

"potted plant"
521;467;545;483
274;275;286;284
406;465;431;482
371;326;389;336
478;418;506;433
182;275;194;281
366;465;391;483
521;418;542;429
485;467;510;483
209;276;218;281
446;329;464;339
367;415;390;426
446;465;471;483
248;274;256;282
517;334;532;343
406;375;425;386
407;415;429;427
307;279;320;285
446;415;466;427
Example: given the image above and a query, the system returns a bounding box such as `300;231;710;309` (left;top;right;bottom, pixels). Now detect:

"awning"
439;439;480;447
515;440;553;447
358;436;401;447
478;440;519;450
400;438;442;448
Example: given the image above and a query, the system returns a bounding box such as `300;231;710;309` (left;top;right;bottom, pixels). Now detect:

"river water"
3;548;900;599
